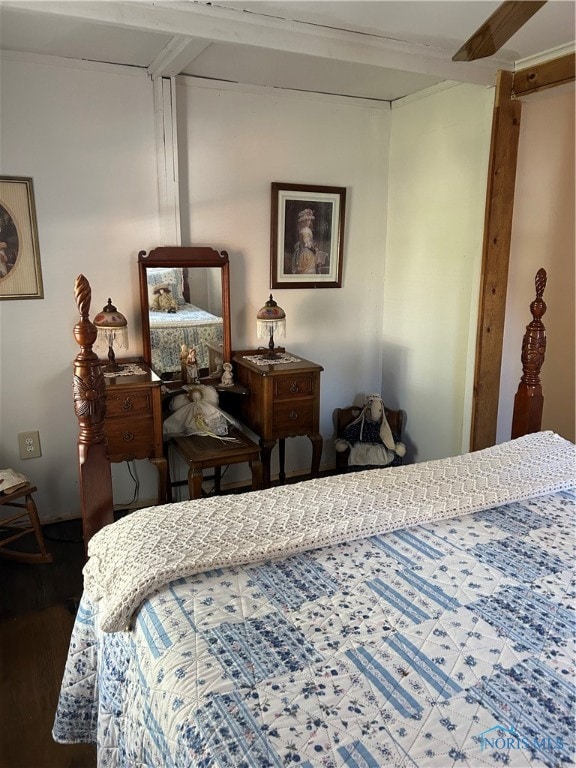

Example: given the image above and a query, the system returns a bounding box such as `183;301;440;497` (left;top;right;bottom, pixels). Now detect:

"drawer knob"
289;382;299;393
122;432;135;442
289;410;299;421
122;398;134;411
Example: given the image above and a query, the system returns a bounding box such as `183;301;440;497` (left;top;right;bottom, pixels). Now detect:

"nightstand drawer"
273;399;315;433
106;415;155;458
106;390;152;418
274;376;314;399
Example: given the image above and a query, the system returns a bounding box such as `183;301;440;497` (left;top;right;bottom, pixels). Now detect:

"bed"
57;269;575;767
146;266;223;374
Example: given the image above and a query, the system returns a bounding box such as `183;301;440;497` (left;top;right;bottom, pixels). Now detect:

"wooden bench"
168;428;263;499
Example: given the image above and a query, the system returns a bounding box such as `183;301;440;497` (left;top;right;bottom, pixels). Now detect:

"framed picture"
0;176;44;300
271;182;346;289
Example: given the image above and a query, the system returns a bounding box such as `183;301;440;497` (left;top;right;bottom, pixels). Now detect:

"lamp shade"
256;294;285;358
93;298;129;371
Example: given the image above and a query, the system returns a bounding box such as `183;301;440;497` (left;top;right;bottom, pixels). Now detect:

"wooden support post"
470;70;521;451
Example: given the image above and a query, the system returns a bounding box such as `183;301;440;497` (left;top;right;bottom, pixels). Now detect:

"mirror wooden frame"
138;246;231;382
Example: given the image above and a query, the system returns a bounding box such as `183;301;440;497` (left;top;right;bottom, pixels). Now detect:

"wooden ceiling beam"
513;51;575;96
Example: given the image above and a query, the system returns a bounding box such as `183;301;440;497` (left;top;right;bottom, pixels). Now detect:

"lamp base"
103;362;123;373
104;344;123;373
258;334;285;360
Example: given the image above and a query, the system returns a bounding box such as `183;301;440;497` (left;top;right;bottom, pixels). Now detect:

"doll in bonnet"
151;283;178;313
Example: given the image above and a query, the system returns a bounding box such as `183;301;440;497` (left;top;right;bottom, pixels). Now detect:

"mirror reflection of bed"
138;247;232;385
146;266;223;379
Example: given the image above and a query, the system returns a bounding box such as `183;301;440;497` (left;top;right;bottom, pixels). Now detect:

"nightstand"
233;352;323;487
103;361;167;503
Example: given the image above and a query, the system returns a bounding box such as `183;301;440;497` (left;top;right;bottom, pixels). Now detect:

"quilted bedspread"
54;484;575;767
82;432;575;635
149;303;223;373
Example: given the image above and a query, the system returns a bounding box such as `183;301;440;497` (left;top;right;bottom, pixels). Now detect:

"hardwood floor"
0;474;338;767
0;520;96;768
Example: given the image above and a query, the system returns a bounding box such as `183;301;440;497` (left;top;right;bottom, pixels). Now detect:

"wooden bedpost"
511;268;547;438
73;274;114;550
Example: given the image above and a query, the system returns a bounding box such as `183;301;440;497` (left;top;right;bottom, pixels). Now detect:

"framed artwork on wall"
0;176;44;300
271;182;346;289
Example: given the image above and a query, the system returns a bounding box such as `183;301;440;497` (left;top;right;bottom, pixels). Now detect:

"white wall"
0;54;160;520
383;83;494;462
176;78;391;477
0;54;497;521
497;87;575;443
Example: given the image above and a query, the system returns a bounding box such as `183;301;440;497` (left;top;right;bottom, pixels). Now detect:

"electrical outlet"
18;430;42;459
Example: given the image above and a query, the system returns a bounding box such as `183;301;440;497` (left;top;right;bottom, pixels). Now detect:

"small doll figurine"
151;283;178;313
163;384;239;438
186;347;199;384
220;362;234;387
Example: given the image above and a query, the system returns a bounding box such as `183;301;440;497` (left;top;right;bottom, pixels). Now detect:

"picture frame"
0;176;44;300
271;182;346;289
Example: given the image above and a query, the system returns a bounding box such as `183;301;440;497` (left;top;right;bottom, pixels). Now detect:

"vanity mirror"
138;247;231;383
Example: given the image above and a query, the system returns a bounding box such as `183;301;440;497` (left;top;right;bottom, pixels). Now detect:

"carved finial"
530;267;547;323
75;274;92;320
535;267;547;300
511;267;548;438
73;274;98;352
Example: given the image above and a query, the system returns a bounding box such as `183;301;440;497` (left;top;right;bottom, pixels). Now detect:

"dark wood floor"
0;472;340;768
0;519;97;768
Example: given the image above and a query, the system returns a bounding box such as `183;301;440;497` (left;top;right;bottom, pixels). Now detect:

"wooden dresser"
233;351;323;487
103;362;167;503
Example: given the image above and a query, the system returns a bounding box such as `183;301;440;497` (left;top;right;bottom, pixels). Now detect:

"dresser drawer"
273;399;315;434
273;375;315;399
105;415;155;459
106;390;153;418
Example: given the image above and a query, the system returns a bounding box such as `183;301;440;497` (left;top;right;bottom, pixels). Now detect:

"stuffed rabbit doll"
335;394;406;467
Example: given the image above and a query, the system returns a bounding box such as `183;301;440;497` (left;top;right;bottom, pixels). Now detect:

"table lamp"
256;294;286;359
93;298;129;372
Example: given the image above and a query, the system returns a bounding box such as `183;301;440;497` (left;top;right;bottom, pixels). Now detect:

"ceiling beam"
148;36;211;79
2;0;503;86
513;51;575;96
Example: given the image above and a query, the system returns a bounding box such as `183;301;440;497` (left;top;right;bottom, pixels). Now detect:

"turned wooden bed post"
511;268;547;438
73;274;114;550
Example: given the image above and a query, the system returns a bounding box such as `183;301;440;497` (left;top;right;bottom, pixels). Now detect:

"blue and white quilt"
149;303;223;374
54;487;575;767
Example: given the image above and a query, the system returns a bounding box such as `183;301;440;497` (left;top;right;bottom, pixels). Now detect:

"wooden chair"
0;485;53;563
334;404;404;472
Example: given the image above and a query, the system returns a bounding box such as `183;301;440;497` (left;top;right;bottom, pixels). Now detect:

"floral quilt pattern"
53;489;575;767
149;303;223;374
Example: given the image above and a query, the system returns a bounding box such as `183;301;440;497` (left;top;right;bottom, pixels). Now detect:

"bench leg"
214;466;222;494
187;467;204;499
250;458;264;491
